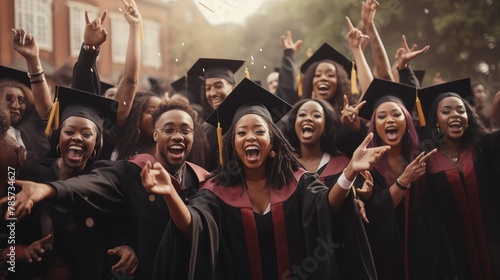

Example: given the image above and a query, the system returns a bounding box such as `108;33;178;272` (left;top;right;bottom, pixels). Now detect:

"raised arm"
328;133;390;213
141;161;192;238
10;29;52;119
394;35;429;87
346;16;373;102
114;0;142;126
274;30;302;105
71;11;108;95
359;0;394;81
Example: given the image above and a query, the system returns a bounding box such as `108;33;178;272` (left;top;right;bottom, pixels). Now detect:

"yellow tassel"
351;62;359;95
244;67;250;79
296;73;303;97
44;98;59;136
415;88;426;127
139;22;144;42
217;121;223;166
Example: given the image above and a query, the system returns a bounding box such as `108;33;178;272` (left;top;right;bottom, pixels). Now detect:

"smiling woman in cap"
415;78;500;279
141;78;389;279
357;78;436;279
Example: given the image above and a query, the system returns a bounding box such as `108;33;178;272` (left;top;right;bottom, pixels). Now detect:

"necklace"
246;178;267;190
441;147;462;164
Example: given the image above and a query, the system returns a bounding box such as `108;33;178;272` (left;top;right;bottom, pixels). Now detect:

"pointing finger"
345;16;355;31
85;11;90;25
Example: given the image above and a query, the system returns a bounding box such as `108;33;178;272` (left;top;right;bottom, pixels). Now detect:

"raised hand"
280;30;302;52
84;10;108;47
346;16;370;50
10;29;39;60
108;245;138;275
357;170;374;201
397;149;437;186
19;234;53;263
349;133;391;175
340;94;366;131
361;0;380;25
395;35;430;69
140;161;174;196
122;0;141;24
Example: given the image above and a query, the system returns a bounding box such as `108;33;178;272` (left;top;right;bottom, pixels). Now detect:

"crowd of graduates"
1;0;500;279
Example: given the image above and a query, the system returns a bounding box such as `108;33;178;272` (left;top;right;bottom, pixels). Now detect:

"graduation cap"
45;85;118;136
0;65;31;88
100;81;114;95
358;78;417;121
414;70;426;87
187;58;246;85
205;78;292;164
418;78;472;125
299;42;358;95
170;75;203;105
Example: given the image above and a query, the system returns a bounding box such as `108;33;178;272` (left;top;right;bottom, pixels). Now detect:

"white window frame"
67;1;100;57
109;13;129;64
14;0;54;51
141;20;162;68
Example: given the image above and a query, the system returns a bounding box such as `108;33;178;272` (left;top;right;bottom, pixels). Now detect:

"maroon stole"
317;154;350;184
428;148;492;279
202;169;307;280
129;153;209;193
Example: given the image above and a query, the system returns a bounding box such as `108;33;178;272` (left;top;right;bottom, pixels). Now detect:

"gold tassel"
415;88;426;127
351;62;359;95
139;22;144;42
296;73;303;97
217;121;223;166
244;67;250;79
44;98;59;136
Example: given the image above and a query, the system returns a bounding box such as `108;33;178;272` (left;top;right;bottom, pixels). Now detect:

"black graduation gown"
317;154;377;280
154;170;346;280
48;154;209;280
362;167;418;280
416;131;500;280
18;159;135;280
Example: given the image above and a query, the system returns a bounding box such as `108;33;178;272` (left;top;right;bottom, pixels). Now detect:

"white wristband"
337;169;354;190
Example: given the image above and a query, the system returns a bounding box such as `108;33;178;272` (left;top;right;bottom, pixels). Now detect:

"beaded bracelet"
395;177;411;191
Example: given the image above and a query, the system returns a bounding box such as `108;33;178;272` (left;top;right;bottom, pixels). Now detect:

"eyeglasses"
156;126;194;136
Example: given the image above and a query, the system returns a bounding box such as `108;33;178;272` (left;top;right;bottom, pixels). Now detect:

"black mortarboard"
0;65;31;88
205;78;292;165
170;75;203;105
300;43;354;75
414;70;426;87
358;78;417;120
205;78;291;133
187;58;245;85
418;78;472;124
57;85;118;130
100;81;114;95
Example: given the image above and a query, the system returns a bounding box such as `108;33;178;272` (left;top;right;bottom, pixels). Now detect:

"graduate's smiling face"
154;109;194;171
234;114;272;173
58;116;98;169
374;101;407;147
3;86;26;126
205;78;234;109
312;62;338;101
436;96;468;141
295;100;325;147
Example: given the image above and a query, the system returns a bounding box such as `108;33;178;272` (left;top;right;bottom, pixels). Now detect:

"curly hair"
300;60;353;113
209;117;303;189
421;92;488;151
282;98;344;157
114;91;159;160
